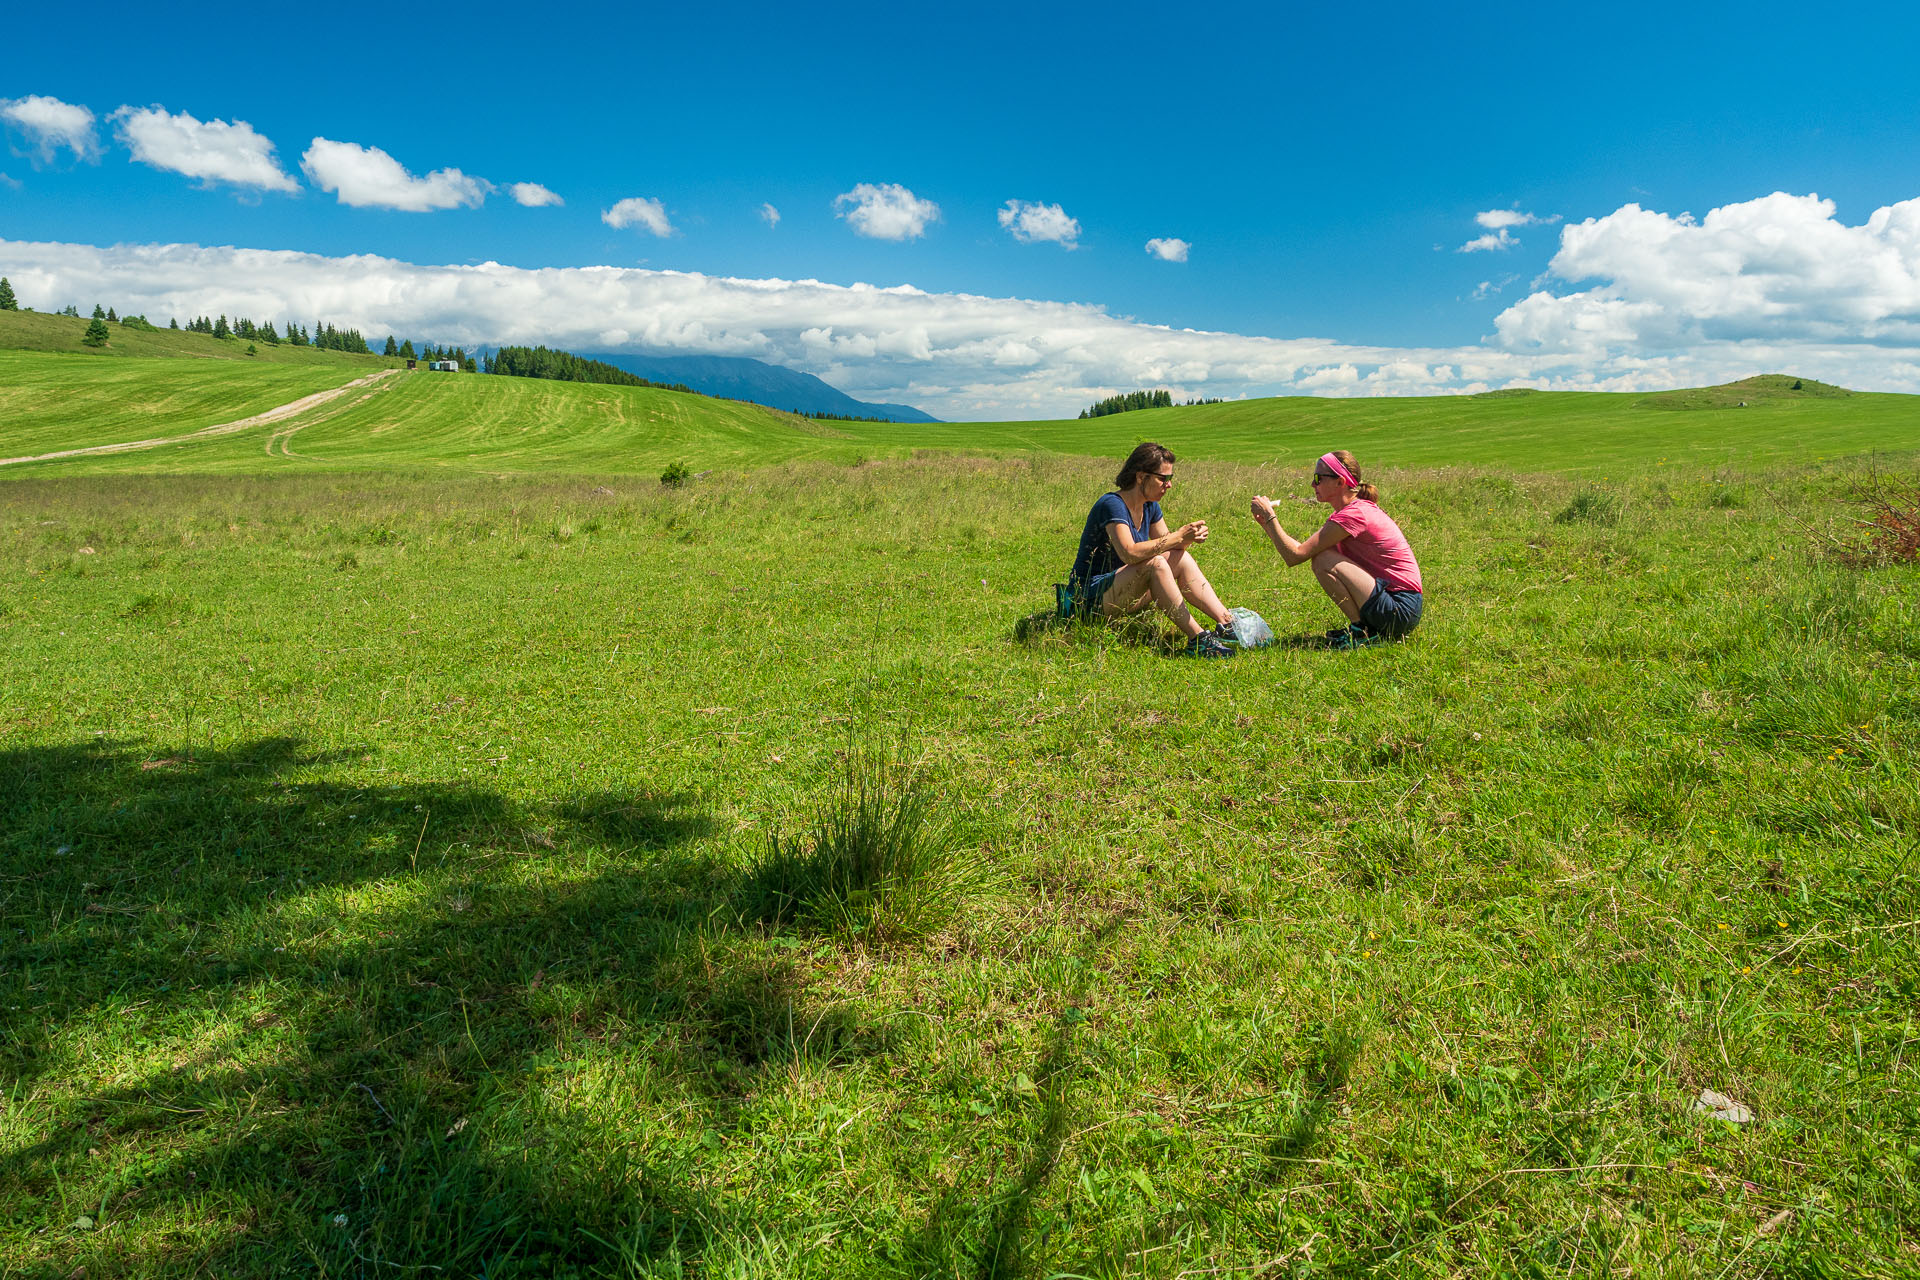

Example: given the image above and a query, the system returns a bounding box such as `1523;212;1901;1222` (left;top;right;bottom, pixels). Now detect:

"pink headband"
1319;453;1358;488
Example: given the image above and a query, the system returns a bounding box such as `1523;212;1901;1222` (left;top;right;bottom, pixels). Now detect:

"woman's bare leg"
1310;548;1377;624
1166;549;1230;627
1101;555;1205;637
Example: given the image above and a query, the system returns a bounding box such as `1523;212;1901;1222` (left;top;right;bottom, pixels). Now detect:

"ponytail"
1330;449;1378;502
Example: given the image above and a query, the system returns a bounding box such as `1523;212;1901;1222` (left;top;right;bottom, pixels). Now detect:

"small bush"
1826;478;1920;566
1553;487;1622;526
749;750;982;946
659;461;692;488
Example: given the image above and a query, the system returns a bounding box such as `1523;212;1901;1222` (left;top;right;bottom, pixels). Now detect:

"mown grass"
2;451;1916;1277
4;324;1913;482
0;349;399;461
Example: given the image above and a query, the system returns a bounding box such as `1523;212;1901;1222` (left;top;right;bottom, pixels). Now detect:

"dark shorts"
1070;570;1119;616
1359;579;1423;639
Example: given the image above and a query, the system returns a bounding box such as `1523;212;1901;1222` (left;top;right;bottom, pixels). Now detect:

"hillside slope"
4;343;1915;479
2;360;853;476
0;349;397;460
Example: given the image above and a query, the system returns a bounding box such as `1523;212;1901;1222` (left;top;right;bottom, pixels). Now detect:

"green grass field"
2;347;1917;1277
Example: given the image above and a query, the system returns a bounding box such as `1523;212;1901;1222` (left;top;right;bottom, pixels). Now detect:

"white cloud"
1145;237;1190;262
1476;209;1558;230
834;183;939;241
110;105;298;193
299;138;489;211
603;196;673;237
760;202;781;228
1459;228;1517;253
998;200;1081;248
509;182;563;207
0;94;100;163
1493;192;1920;353
11;193;1920;419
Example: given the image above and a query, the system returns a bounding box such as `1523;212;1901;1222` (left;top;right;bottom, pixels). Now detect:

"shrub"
82;317;110;348
1553;487;1622;525
1824;477;1920;566
749;750;983;946
659;461;692;488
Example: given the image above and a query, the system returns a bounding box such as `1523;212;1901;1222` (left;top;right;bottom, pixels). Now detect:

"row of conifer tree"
1077;389;1225;418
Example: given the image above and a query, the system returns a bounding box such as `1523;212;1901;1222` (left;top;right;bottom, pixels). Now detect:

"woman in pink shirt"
1249;450;1423;648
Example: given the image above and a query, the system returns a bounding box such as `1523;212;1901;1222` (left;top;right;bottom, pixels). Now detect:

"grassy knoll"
2;451;1916;1277
8;351;1913;481
857;376;1917;478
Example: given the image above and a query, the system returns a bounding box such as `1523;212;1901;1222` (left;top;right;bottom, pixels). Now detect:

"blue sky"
5;1;1920;417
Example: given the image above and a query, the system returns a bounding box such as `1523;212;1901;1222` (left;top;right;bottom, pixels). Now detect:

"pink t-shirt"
1326;499;1422;593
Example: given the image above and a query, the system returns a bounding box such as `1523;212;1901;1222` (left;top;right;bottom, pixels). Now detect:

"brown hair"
1329;449;1379;502
1116;441;1175;490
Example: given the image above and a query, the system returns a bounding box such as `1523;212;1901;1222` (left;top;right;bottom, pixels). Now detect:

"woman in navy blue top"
1068;442;1235;658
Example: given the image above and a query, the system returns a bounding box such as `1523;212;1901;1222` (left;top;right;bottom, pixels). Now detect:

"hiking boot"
1184;632;1234;659
1209;618;1240;646
1325;623;1381;651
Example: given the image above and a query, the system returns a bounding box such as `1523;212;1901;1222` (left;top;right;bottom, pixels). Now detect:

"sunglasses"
1146;472;1175;483
1311;472;1337;484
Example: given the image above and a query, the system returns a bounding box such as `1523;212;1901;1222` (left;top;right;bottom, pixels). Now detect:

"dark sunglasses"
1146;471;1175;483
1311;472;1337;484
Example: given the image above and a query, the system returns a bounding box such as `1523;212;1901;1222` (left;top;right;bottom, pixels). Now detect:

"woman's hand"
1178;520;1209;547
1250;495;1277;526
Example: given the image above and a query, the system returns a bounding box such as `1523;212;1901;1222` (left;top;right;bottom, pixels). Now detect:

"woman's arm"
1250;495;1343;566
1108;514;1207;565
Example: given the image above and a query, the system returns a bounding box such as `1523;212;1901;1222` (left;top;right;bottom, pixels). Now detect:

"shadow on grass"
0;737;884;1276
1011;611;1179;655
890;920;1120;1280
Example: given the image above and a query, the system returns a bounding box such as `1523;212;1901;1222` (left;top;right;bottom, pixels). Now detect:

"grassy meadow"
1;357;1918;1278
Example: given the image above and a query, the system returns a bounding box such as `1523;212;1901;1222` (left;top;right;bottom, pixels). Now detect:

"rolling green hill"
855;376;1917;477
3;305;1915;479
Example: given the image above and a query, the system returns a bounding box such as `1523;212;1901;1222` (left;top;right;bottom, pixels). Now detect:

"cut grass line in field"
0;368;400;467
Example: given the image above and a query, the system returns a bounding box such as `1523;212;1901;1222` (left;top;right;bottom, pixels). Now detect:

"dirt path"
0;368;403;467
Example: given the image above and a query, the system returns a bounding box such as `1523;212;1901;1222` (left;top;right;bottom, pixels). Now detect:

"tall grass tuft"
1553;486;1623;525
750;748;983;946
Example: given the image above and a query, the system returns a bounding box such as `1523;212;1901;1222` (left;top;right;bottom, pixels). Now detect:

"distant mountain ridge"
581;352;940;423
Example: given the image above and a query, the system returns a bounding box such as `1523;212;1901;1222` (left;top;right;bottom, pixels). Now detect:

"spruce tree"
400;339;416;360
83;317;110;347
384;335;398;356
106;306;118;322
92;304;106;319
214;315;231;339
0;277;17;310
170;317;179;329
